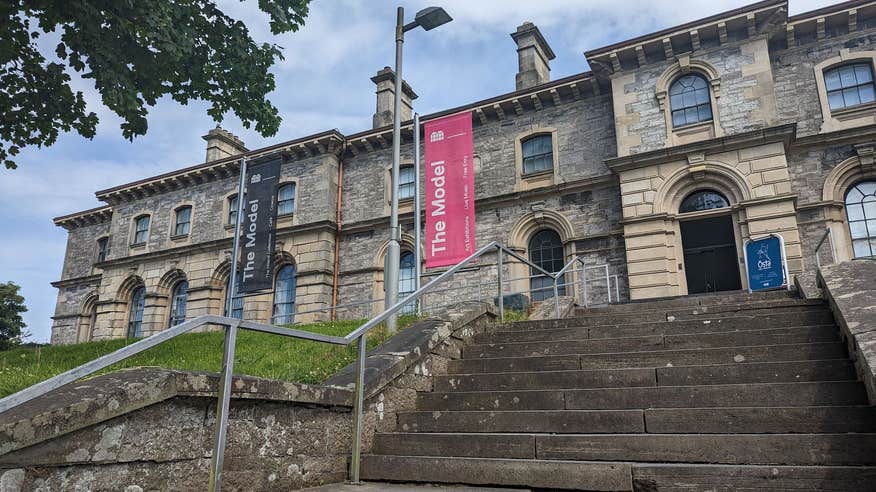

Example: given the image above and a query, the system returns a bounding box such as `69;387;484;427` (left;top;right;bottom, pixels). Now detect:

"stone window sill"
521;169;555;179
830;101;876;119
672;120;713;133
224;223;236;230
169;234;189;241
129;242;146;249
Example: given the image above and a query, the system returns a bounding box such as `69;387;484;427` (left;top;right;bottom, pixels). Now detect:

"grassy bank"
0;316;421;398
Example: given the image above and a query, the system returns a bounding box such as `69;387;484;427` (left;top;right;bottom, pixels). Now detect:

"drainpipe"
331;145;345;321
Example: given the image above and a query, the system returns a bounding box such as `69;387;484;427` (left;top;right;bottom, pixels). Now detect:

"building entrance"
680;215;741;294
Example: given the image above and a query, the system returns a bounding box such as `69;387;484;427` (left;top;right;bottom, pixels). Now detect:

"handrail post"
829;228;837;265
553;276;560;319
349;333;367;483
496;247;504;323
603;265;611;304
208;320;239;492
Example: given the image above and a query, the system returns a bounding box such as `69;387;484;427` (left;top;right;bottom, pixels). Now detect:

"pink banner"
424;112;476;268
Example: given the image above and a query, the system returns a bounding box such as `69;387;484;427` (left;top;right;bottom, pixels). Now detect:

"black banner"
238;158;280;293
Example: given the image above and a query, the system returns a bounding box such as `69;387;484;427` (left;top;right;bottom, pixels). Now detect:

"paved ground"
301;483;526;491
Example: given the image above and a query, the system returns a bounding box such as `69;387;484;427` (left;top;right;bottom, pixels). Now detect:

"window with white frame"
669;74;713;127
273;264;296;324
227;195;238;226
132;215;150;245
127;286;145;337
845;181;876;258
174;206;191;236
277;183;296;216
168;280;188;327
825;63;876;111
521;134;553;174
96;237;109;262
399;166;415;200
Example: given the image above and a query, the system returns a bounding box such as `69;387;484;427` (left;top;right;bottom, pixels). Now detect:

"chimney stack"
202;126;247;162
372;66;418;129
511;22;556;90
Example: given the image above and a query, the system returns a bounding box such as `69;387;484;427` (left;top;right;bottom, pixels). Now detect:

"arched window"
174;206;192;236
529;230;566;302
399;251;416;314
522;135;553;174
228;195;239;226
845;181;876;258
278;183;296;216
399;166;415;200
825;63;875;111
679;190;730;214
224;277;243;319
132;215;150;245
273;264;296;324
169;280;188;327
669;74;712;127
127;286;146;338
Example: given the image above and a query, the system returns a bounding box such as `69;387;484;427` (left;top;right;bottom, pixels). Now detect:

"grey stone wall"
772;29;876;138
616;37;776;156
60;221;110;280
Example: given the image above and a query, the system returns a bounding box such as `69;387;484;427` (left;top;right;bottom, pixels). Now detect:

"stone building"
51;0;876;344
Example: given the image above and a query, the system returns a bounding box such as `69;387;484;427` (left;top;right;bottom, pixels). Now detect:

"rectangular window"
278;183;296;216
825;63;876;111
228;195;238;226
174;207;191;236
133;216;150;244
97;237;109;262
399;166;415;200
522;135;554;174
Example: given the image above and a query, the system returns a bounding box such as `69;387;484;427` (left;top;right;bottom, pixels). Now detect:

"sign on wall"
238;158;280;293
424;112;476;268
744;234;788;292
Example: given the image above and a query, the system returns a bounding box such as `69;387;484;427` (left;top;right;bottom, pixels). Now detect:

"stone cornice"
344;71;600;158
340;173;618;234
52;206;112;230
585;0;786;76
91;220;337;270
606;124;797;174
792;123;876;148
94;130;345;206
50;274;102;289
786;1;874;48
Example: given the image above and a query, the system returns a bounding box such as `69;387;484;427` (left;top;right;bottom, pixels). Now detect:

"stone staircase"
360;290;876;490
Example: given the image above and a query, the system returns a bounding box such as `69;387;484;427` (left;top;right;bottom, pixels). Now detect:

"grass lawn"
0;315;423;399
0;309;529;399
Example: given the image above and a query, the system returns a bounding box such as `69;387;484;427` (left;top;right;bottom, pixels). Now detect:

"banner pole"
209;156;247;492
413;113;422;315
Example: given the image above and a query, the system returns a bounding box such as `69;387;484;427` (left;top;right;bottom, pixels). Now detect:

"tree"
0;0;311;169
0;282;27;350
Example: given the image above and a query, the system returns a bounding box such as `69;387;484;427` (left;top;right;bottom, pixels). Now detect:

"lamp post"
385;5;452;333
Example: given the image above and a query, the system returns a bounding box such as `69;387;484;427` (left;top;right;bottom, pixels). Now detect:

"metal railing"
0;240;621;491
815;227;838;268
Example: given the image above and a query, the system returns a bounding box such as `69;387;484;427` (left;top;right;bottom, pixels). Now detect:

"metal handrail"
815;227;837;268
0;240;587;491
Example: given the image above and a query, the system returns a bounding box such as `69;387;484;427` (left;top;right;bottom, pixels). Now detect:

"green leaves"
0;0;311;169
0;282;27;350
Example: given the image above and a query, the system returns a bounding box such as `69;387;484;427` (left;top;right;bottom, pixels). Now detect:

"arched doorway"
529;229;566;301
678;190;741;294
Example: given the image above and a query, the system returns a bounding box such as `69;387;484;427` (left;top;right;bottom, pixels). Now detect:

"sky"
0;0;834;343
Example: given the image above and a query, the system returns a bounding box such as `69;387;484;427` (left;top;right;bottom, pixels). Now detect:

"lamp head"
414;6;452;31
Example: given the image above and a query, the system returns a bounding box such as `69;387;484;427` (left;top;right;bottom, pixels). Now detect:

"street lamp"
385;6;452;333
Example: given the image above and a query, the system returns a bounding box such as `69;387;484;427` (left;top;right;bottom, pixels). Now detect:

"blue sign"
745;235;786;291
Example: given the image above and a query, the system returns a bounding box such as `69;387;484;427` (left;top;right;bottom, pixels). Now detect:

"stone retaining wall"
0;302;497;491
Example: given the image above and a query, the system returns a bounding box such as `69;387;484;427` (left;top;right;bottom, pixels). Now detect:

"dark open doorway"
680;215;741;294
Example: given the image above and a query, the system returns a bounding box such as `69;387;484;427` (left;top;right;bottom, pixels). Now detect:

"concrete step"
397;406;876;434
573;290;798;314
398;409;645;434
448;342;847;373
360;455;633;491
465;326;839;359
372;432;876;466
630;463;876;491
416;381;867;411
477;315;836;344
575;298;825;319
435;359;856;392
494;307;832;333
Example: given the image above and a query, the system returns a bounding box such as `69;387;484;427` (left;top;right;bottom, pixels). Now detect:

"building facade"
51;0;876;344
